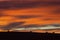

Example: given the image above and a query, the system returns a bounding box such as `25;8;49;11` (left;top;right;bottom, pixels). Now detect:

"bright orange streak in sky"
0;5;59;26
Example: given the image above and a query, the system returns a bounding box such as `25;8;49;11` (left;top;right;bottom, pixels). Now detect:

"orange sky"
0;0;59;30
0;5;60;26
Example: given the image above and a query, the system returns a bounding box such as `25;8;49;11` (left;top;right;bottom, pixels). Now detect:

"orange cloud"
0;5;59;26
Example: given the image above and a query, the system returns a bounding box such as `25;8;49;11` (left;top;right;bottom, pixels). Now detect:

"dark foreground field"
0;32;60;40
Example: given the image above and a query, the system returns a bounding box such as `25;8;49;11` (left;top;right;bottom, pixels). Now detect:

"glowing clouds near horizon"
0;5;59;26
0;0;60;27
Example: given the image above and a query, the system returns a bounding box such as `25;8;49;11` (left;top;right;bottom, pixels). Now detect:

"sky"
0;0;60;31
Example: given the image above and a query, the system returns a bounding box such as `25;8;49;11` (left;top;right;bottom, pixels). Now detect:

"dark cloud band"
1;22;25;30
14;15;42;19
0;1;60;9
51;8;60;15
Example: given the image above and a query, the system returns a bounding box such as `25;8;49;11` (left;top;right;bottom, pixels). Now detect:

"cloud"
1;22;25;30
0;12;6;17
14;15;42;19
20;24;47;28
49;24;60;27
51;8;60;15
0;1;60;9
43;18;53;20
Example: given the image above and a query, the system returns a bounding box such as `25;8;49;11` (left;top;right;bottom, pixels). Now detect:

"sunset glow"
0;0;60;32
